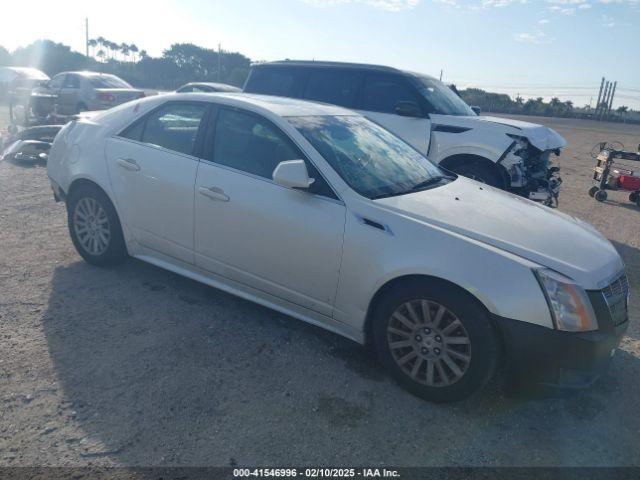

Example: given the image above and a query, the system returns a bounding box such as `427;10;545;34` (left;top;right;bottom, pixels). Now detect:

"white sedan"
47;93;629;402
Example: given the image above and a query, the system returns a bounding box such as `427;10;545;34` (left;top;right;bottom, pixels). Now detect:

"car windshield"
88;75;132;89
413;75;476;116
288;115;451;199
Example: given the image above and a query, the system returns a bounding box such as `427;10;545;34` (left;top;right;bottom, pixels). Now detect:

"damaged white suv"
244;61;566;205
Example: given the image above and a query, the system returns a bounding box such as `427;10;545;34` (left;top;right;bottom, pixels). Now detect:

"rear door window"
303;69;361;108
244;67;307;98
362;73;422;115
120;102;208;156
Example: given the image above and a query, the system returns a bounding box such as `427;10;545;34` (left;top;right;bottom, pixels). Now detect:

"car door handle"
198;186;230;202
116;158;140;171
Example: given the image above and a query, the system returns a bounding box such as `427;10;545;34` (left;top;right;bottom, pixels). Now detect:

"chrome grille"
602;274;630;303
602;274;629;326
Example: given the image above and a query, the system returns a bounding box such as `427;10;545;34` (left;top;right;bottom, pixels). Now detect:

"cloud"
514;29;552;44
300;0;421;10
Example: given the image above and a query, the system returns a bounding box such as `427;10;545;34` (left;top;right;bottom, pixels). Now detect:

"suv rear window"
303;69;361;108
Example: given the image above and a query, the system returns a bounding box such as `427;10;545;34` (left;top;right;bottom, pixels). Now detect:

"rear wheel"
629;191;639;203
67;185;127;266
372;281;499;403
451;163;503;188
588;186;599;198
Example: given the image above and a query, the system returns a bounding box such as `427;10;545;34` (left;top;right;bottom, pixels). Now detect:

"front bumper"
495;289;629;390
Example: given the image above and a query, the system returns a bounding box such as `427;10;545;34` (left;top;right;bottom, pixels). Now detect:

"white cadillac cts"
47;93;629;402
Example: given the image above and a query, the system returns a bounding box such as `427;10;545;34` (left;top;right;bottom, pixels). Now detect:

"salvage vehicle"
176;82;241;93
47;93;628;402
244;61;566;206
0;125;62;163
32;71;144;116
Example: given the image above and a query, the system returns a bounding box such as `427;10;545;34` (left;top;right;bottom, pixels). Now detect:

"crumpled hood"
375;177;623;290
431;114;567;151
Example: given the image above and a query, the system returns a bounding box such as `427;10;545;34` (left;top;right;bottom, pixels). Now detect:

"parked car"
244;61;566;205
1;67;50;124
47;93;628;402
32;71;144;116
176;82;241;93
0;67;49;100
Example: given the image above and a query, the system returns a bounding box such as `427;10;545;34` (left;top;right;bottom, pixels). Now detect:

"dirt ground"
1;106;639;468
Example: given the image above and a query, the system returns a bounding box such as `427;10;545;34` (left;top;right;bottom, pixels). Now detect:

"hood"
431;114;566;151
375;177;623;290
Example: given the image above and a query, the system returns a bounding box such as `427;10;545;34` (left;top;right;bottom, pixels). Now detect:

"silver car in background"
35;71;144;115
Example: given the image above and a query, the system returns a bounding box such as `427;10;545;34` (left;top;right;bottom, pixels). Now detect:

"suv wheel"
67;185;127;266
372;281;499;403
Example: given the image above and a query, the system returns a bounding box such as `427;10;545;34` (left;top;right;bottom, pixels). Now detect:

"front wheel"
588;186;599;198
595;190;608;202
67;185;127;266
372;281;499;403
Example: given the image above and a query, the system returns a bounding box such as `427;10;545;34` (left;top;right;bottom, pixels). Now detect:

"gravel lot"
1;106;639;468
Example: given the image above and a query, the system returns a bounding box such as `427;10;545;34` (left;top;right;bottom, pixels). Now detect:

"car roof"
251;60;438;82
0;67;49;80
169;92;355;117
61;71;119;78
253;60;404;74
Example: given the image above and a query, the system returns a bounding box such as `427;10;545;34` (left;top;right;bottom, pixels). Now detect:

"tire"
67;184;127;266
588;186;599;198
451;162;503;188
372;280;499;403
629;191;639;203
595;190;608;202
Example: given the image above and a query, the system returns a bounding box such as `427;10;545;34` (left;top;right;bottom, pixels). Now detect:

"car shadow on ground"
41;257;640;466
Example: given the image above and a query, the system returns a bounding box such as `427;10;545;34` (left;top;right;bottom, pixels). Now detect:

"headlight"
534;268;598;332
506;134;529;156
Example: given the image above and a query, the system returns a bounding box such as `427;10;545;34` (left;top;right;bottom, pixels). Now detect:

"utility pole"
218;43;222;82
607;81;617;117
85;17;89;57
439;69;443;82
595;76;605;116
599;81;610;120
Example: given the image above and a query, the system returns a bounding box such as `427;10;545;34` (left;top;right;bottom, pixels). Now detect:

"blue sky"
3;0;639;108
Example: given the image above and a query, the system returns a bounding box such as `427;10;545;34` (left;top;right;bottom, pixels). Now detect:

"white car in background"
47;93;628;402
34;71;145;115
244;61;566;205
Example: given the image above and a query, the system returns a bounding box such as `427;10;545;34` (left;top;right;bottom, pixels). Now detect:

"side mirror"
272;160;315;190
471;106;482;115
394;101;423;118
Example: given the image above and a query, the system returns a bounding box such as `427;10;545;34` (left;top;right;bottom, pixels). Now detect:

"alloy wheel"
387;300;472;387
73;197;111;256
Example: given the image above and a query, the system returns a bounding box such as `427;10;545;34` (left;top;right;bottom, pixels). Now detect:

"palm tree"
139;50;148;60
88;38;98;58
129;44;139;63
617;105;629;123
97;49;106;63
120;43;130;62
